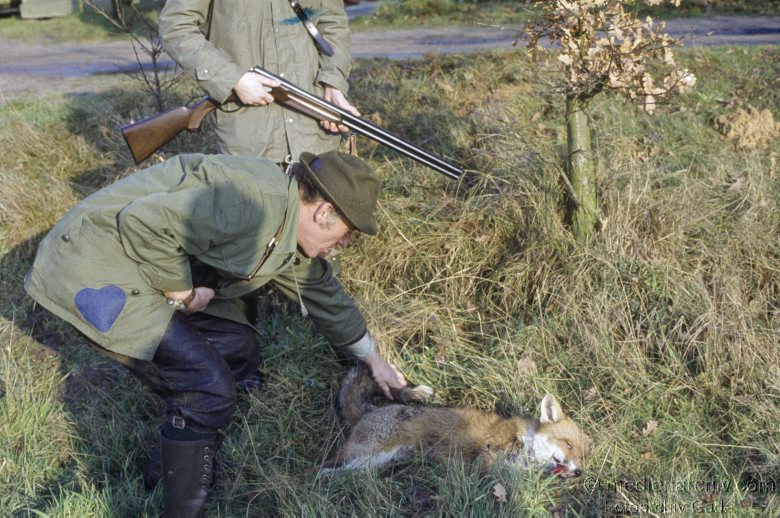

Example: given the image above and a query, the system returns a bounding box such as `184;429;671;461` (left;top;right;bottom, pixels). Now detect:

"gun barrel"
120;67;465;179
341;112;462;180
255;67;463;180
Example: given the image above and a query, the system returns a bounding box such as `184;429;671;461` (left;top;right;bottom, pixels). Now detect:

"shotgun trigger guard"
217;103;241;113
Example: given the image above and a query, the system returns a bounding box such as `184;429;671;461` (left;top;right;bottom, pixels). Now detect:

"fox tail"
337;364;433;428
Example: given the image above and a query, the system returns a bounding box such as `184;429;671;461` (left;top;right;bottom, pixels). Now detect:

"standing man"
24;151;406;517
159;0;359;163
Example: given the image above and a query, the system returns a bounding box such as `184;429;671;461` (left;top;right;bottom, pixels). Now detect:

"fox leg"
320;445;407;473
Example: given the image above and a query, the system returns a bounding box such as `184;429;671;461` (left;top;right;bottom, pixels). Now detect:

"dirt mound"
715;105;780;150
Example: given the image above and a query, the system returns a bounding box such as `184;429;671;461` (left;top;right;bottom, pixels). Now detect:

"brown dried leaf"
641;419;658;437
492;482;508;503
516;356;537;377
524;0;691;108
584;386;599;404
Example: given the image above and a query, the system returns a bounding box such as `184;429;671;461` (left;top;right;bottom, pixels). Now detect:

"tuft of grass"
0;0;163;42
350;0;530;30
349;0;780;30
638;0;780;17
0;323;75;513
1;43;779;516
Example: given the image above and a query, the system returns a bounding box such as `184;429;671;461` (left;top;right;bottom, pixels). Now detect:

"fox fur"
324;365;592;477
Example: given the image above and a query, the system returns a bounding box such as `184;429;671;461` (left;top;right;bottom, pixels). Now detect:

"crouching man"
24;151;406;517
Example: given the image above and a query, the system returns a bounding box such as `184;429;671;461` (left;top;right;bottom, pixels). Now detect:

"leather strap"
288;0;334;56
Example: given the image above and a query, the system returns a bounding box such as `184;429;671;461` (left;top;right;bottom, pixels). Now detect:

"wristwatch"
166;288;196;311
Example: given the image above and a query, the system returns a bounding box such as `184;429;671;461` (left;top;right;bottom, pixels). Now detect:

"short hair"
288;160;349;227
289;161;323;204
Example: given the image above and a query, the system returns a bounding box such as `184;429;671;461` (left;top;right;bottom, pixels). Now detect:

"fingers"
375;364;407;400
376;379;393;400
319;120;350;134
326;89;361;116
389;362;406;386
368;360;407;402
234;72;279;106
197;286;216;302
184;287;215;314
322;86;360;134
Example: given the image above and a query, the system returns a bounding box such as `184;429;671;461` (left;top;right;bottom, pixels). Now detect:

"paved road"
0;14;778;102
351;16;780;58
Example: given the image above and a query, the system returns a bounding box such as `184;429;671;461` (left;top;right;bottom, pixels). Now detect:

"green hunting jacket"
24;154;367;360
159;0;351;162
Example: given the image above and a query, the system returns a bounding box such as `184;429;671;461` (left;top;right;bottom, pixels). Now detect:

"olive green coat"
24;154;366;360
159;0;351;162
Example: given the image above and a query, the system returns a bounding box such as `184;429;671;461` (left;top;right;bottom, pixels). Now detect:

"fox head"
521;394;593;478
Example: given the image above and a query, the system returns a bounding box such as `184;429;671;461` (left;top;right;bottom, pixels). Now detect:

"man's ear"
313;201;335;225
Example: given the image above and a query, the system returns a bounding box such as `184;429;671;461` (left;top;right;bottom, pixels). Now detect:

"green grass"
2;0;778;41
638;0;780;18
0;0;162;42
349;0;531;30
1;41;780;516
349;0;780;30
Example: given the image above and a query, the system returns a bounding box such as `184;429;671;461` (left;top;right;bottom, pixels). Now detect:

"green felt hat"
299;151;381;235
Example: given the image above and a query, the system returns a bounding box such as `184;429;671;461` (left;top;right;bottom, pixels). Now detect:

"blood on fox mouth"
552;464;582;478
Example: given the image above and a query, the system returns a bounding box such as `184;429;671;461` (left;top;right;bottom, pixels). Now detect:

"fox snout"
552;463;582;478
528;394;593;479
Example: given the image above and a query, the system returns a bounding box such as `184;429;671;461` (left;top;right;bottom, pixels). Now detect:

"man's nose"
339;230;356;247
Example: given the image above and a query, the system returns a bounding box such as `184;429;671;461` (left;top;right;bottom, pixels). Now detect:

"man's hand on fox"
363;348;406;400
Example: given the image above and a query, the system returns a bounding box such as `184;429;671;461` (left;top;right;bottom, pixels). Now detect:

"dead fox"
324;365;592;477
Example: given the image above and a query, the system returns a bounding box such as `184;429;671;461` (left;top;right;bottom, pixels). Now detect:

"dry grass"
1;45;779;516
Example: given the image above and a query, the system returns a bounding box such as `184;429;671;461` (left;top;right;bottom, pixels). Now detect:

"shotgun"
121;66;463;180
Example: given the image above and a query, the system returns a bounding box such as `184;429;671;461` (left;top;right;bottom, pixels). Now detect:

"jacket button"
61;234;70;242
131;289;140;295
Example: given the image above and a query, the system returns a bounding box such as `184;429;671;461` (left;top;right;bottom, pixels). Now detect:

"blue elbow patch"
75;285;127;333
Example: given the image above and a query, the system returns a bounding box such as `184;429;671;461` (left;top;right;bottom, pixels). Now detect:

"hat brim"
299;152;378;235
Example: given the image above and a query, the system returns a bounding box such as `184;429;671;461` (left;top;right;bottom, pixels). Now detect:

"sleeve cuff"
196;63;245;103
316;69;349;95
345;331;375;360
137;265;192;293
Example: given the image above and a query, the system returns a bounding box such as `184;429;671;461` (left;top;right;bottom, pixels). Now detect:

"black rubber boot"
143;437;162;491
145;432;226;492
161;434;217;518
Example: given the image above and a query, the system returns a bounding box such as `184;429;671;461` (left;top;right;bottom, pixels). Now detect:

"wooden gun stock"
120;66;463;180
121;97;224;164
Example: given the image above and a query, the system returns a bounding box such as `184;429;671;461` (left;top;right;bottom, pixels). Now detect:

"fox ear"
540;394;563;424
